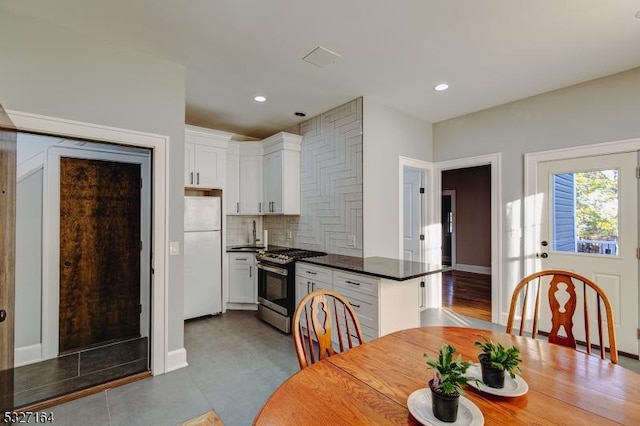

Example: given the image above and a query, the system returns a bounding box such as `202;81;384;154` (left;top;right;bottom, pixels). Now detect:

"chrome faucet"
252;220;257;246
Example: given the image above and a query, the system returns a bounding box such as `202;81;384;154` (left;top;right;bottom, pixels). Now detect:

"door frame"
7;110;169;375
42;146;151;360
434;153;502;324
524;138;640;345
441;189;457;268
398;157;435;308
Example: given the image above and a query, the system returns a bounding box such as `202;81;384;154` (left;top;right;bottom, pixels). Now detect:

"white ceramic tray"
407;388;484;426
466;363;528;397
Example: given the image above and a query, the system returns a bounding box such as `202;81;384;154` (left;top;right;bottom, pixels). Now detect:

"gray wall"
0;9;187;354
433;66;640;317
15;170;42;348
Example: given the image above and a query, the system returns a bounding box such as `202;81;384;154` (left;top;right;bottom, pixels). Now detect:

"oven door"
257;262;289;316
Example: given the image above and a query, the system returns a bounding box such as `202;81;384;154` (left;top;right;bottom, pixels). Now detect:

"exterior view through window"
552;169;619;256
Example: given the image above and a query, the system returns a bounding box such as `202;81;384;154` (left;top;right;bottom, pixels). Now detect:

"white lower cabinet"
296;261;422;341
228;253;257;304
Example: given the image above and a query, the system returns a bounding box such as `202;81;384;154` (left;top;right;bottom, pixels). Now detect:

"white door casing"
398;157;434;309
403;166;423;262
434;153;502;323
535;152;638;355
8;110;169;374
441;190;456;268
41;145;151;360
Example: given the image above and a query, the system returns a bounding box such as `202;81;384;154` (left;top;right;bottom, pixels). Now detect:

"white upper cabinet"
262;132;302;215
185;125;233;189
226;141;263;215
240;154;263;214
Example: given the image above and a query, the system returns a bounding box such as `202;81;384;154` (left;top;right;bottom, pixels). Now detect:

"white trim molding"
14;344;42;367
434;153;502;324
455;264;491;275
8;110;170;375
166;348;189;372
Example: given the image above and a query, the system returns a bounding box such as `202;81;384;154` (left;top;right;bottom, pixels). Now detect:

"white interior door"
537;152;638;355
403;167;423;262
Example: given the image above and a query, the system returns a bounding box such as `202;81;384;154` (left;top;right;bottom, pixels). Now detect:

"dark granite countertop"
298;254;451;281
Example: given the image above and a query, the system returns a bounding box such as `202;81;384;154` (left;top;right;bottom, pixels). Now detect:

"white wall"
362;97;432;258
0;9;187;355
433;66;640;320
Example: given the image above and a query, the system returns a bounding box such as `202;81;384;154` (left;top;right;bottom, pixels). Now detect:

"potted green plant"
424;344;472;422
474;335;522;389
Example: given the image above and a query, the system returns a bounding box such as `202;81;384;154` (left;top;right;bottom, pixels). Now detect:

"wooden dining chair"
506;269;618;363
292;289;366;369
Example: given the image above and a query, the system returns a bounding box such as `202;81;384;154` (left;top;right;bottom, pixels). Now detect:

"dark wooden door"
59;157;141;353
0;106;16;414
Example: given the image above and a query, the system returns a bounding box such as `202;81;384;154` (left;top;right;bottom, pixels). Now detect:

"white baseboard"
455;264;491;275
166;348;188;372
225;303;258;311
15;344;42;367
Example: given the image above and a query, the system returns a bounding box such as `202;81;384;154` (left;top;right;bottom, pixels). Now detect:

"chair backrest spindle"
506;270;618;364
292;289;366;369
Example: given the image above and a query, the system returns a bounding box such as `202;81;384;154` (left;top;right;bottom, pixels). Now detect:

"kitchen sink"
228;245;264;251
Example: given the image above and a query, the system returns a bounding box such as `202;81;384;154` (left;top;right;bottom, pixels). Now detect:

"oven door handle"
256;262;288;276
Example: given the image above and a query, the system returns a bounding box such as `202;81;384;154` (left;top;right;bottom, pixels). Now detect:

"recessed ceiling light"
254;95;267;102
434;83;449;92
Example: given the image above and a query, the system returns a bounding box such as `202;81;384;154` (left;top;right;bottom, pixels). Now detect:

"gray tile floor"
28;309;640;426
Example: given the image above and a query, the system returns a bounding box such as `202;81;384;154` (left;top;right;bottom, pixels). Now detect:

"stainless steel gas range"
255;247;326;333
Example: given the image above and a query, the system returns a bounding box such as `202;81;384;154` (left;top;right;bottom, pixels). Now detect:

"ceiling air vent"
302;46;341;68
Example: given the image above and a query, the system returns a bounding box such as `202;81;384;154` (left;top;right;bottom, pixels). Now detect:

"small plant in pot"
474;335;522;389
424;344;472;423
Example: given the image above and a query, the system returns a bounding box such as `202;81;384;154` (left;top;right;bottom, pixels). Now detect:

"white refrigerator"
184;195;222;319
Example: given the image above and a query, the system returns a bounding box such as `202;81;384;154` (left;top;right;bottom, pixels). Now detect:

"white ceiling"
4;1;640;138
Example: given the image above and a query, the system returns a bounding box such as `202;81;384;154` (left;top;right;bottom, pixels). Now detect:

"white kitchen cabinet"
296;261;422;341
295;263;333;306
262;132;302;214
185;125;233;189
228;253;257;304
239;155;263;214
225;153;240;214
226;141;263;215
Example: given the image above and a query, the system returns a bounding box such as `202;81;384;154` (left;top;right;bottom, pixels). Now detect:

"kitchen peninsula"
296;254;449;341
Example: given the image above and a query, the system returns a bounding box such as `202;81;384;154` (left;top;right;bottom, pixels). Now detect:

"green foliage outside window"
575;170;618;241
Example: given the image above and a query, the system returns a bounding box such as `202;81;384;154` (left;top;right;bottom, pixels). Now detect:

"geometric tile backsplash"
266;97;363;257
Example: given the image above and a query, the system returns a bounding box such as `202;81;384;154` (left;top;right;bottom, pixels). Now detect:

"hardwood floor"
442;270;491;322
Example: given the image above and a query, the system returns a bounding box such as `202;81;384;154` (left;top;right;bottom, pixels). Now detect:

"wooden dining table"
253;326;640;425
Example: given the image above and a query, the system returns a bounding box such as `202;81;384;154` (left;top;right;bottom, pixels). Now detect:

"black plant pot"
429;379;460;423
479;354;506;389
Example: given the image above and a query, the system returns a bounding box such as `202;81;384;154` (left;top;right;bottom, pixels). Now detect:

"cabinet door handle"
307;281;311;293
190;172;194;184
311;282;315;291
259;202;262;213
349;302;361;309
306;270;317;275
345;280;361;286
237;258;247;261
236;202;239;213
250;266;252;278
196;172;200;185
